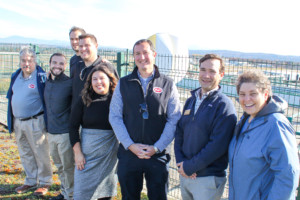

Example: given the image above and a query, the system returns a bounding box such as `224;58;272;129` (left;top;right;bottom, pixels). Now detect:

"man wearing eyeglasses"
7;47;52;196
109;39;181;200
71;33;118;107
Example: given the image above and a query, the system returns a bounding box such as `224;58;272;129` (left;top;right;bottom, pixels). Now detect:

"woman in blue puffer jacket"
228;70;299;200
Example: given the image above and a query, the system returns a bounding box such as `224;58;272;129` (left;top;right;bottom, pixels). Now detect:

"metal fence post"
117;51;130;78
30;44;40;64
117;52;124;77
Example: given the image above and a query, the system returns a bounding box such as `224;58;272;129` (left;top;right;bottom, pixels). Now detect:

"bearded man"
44;53;74;200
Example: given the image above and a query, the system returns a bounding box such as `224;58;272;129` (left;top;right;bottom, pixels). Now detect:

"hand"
100;58;109;63
143;145;156;158
189;173;197;179
177;162;197;179
128;143;149;159
74;151;86;171
73;142;86;171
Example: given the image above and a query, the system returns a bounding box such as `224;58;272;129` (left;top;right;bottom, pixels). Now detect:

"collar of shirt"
49;72;64;81
194;86;219;115
19;69;37;81
137;68;155;96
195;86;219;100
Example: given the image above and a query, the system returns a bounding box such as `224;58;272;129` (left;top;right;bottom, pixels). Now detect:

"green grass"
0;78;10;95
0;126;148;200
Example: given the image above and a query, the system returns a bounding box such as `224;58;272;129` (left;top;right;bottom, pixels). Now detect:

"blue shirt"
137;69;155;96
109;69;181;151
11;69;43;118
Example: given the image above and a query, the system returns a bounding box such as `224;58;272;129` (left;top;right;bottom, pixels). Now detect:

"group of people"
6;26;299;200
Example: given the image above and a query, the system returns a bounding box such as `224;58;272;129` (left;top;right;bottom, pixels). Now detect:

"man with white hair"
6;47;52;196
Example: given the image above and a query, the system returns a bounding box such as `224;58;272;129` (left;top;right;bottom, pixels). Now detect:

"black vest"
120;66;173;146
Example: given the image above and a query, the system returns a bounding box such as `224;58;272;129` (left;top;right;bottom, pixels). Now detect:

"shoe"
33;185;50;196
15;184;37;194
50;193;65;200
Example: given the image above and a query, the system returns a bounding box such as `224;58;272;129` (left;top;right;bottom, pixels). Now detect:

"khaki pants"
180;175;226;200
48;133;74;200
14;114;52;186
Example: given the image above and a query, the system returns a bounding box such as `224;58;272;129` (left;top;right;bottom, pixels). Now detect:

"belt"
19;111;44;121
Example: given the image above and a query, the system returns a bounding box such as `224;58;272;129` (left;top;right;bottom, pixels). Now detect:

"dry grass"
0;125;148;200
0;128;61;199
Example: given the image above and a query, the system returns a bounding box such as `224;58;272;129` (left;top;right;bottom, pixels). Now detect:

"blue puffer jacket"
228;95;299;200
6;66;47;133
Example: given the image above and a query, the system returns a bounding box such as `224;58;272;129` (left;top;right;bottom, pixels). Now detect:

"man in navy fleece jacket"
174;54;237;200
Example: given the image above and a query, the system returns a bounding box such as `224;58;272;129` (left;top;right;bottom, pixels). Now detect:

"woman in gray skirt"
69;63;119;200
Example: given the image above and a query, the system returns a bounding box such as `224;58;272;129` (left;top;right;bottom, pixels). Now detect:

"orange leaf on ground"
5;178;11;183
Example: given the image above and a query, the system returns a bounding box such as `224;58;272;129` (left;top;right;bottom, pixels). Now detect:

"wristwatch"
154;146;160;154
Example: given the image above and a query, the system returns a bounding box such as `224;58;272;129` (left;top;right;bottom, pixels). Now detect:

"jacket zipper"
231;135;246;200
231;122;251;199
192;98;207;121
136;79;152;144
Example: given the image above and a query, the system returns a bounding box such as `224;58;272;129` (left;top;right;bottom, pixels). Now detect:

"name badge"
184;109;191;115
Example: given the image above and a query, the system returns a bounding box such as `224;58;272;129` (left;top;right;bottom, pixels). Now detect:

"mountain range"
1;36;299;62
0;36;69;47
189;50;300;63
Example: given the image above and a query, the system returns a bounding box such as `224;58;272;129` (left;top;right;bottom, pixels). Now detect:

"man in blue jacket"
6;47;52;196
174;54;237;200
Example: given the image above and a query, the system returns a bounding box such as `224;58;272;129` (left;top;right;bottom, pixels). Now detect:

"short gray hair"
19;47;36;61
236;70;272;97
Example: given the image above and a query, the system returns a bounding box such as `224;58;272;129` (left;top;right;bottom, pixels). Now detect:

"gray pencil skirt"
73;128;119;200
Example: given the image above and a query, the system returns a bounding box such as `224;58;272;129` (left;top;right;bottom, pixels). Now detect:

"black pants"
117;152;169;200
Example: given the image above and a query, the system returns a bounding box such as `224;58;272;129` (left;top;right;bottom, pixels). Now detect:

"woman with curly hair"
69;63;119;200
228;70;299;200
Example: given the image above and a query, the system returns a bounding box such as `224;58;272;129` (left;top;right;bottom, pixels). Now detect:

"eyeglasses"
139;102;149;119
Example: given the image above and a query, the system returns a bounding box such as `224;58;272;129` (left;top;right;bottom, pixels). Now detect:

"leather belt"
19;111;44;121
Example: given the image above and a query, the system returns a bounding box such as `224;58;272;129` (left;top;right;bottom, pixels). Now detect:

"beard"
50;68;64;77
72;45;79;52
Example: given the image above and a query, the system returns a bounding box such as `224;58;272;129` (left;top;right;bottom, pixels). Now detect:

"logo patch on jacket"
153;87;163;94
28;84;35;89
184;109;191;115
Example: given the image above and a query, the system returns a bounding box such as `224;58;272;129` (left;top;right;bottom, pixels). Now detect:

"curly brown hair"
81;62;118;107
236;70;272;97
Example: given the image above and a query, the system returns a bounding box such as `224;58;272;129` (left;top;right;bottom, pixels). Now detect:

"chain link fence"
0;43;299;199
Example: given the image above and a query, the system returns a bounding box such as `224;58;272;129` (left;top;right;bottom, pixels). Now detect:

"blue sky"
0;0;299;56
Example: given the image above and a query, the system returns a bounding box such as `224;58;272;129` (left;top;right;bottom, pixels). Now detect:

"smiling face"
239;82;269;120
20;54;36;78
79;37;98;63
50;55;66;77
69;30;82;53
91;70;110;95
133;42;157;78
198;59;224;93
